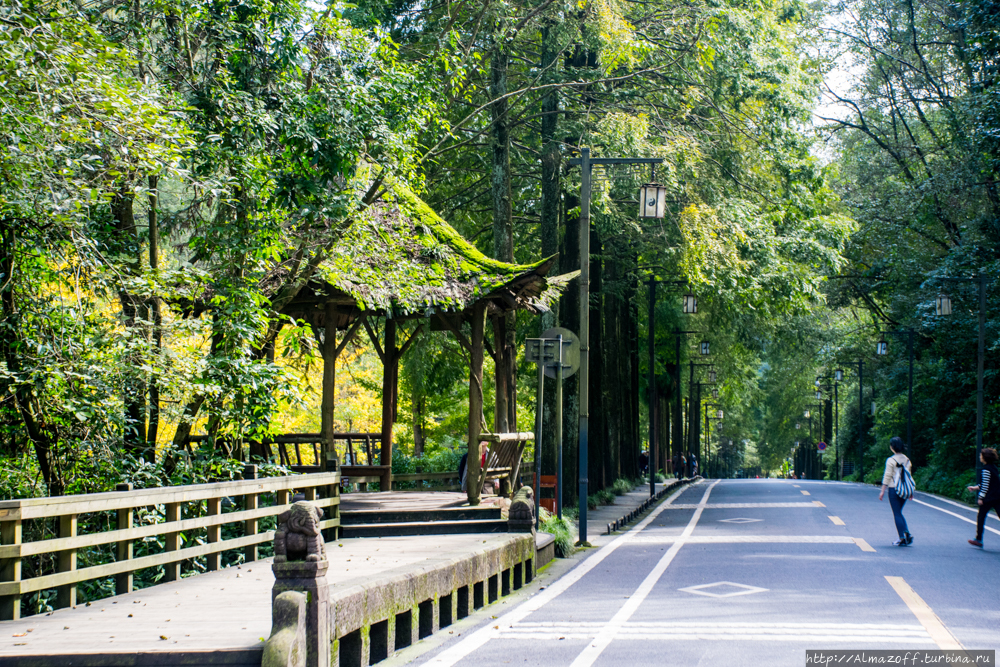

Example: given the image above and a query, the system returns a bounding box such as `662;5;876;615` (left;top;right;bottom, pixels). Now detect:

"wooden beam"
362;318;386;362
334;315;365;359
321;302;337;469
466;302;487;506
380;319;396;483
434;313;472;354
398;323;425;358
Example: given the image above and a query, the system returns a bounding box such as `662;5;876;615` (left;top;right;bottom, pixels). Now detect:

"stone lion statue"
274;501;326;563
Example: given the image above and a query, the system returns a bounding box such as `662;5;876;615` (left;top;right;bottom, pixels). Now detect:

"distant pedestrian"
673;453;682;479
639;451;649;475
879;436;914;546
680;454;688;479
967;447;1000;548
691;454;699;477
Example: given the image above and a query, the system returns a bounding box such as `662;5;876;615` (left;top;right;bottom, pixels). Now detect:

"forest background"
1;0;997;505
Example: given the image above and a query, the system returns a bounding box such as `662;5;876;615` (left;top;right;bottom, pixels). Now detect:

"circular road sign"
541;327;580;379
817;441;827;452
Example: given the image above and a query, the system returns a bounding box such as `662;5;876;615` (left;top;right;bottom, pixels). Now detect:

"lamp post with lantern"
567;149;664;545
932;274;993;469
875;328;915;453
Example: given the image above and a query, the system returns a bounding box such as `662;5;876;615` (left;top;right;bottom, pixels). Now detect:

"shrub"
539;510;575;558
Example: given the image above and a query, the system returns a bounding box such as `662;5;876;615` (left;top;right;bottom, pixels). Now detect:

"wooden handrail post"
56;513;78;608
164;502;181;582
115;483;134;595
0;516;22;620
243;464;258;563
206;497;221;571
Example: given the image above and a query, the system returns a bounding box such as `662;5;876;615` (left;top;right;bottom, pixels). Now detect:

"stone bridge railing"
0;470;340;621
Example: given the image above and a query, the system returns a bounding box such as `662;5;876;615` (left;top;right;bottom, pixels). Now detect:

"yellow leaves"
588;0;648;72
678;204;747;284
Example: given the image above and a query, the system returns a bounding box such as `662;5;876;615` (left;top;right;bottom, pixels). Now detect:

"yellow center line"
885;576;965;651
800;490;811;496
828;516;845;526
853;537;876;552
812;500;826;507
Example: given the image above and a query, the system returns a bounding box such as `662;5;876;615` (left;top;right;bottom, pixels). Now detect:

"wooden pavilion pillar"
379;318;397;490
467;302;487;506
320;302;337;471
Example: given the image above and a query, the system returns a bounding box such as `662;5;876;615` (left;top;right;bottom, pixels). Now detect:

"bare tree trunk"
146;175;161;460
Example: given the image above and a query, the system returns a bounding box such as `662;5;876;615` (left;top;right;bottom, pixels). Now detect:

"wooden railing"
0;470;340;621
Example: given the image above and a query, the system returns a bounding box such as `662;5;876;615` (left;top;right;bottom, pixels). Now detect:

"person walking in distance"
879;436;914;546
967;447;1000;548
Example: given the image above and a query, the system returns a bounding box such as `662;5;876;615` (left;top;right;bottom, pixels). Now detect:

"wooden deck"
339;490;468;512
0;533;524;661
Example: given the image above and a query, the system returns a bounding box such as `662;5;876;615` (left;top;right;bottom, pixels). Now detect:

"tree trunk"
413;394;425;457
112;191;148;458
321;302;337;470
557;182;581;507
589;227;605;493
146;175;161;460
491;36;517;436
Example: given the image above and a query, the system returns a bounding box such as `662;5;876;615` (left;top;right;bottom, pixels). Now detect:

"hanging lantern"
716;409;724;420
815;378;821;387
638;183;667;219
711;388;719;399
700;340;710;355
872;401;877;415
936;293;952;316
796;423;801;430
835;369;844;382
804;410;811;419
815;390;822;400
708;369;717;383
876;338;888;355
682;291;698;314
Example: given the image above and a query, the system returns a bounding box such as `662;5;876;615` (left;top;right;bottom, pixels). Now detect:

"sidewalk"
578;478;696;547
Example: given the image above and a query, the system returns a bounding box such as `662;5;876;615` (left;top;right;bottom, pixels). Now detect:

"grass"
538;509;576;557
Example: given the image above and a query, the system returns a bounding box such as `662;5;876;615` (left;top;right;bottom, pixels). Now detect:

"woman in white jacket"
878;436;913;546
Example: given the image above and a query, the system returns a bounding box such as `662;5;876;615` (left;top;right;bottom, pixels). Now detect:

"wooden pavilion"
272;181;574;504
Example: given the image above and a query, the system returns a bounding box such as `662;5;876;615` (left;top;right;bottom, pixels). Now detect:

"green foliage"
539;510;575;558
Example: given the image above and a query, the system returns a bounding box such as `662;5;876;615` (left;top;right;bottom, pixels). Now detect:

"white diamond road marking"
718;517;763;524
678;581;769;598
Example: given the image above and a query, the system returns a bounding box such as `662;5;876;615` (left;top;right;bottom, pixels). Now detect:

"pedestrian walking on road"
691;454;699;477
879;436;914;547
967;447;1000;548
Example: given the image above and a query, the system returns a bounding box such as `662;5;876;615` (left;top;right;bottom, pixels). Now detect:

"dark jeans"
976;498;1000;541
889;490;909;539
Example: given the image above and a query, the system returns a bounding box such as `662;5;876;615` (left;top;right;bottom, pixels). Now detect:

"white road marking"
911;498;1000;536
630;535;857;545
801;490;811;496
886;576;965;651
915;493;1000;523
421;481;700;665
568;481;719;667
829;516;845;525
678;581;768;598
663;502;817;509
498;621;933;643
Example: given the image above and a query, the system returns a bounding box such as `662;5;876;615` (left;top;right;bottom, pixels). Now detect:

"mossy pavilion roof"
284;182;574;329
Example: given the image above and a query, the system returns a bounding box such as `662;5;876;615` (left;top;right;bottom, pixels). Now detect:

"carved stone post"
270;502;331;667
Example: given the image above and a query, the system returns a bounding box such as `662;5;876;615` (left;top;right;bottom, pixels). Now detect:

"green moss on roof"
319;181;552;315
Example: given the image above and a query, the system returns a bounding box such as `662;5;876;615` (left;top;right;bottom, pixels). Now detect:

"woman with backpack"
879;436;914;546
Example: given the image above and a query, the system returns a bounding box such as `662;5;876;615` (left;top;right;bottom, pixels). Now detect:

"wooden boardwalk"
0;533;518;660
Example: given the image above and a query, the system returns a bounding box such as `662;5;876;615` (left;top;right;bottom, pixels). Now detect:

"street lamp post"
934;273;993;469
875;328;915;450
689;361;716;468
568;149;663;546
705;403;723;478
646;279;699;497
817;375;841;480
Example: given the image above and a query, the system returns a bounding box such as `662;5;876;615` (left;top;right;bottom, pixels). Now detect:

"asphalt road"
412;478;1000;667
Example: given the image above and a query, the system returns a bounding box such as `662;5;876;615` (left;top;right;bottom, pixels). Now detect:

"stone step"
340;507;501;525
340;519;509;538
